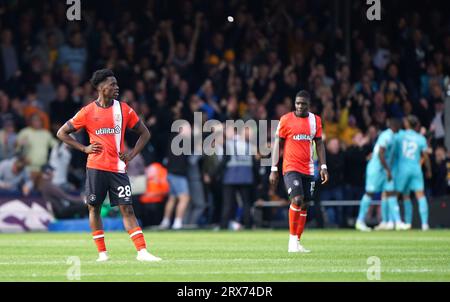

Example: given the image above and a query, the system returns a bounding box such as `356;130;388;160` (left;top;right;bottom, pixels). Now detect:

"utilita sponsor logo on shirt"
292;134;313;141
95;126;121;135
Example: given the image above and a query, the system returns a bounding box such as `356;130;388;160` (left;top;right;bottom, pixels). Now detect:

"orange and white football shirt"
276;111;322;176
68;100;140;173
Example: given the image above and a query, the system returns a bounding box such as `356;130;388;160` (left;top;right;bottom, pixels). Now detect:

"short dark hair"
296;90;310;101
90;69;115;89
388;117;402;129
14;154;28;168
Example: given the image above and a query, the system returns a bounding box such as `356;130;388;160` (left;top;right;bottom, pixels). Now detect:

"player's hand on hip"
84;142;103;154
269;171;279;187
320;168;329;185
119;152;133;162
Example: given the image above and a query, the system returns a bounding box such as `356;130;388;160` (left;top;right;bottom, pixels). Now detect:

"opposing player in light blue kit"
356;118;407;231
393;115;432;231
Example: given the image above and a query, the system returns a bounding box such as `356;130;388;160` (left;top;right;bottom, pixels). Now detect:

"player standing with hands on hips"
57;69;161;262
270;90;329;253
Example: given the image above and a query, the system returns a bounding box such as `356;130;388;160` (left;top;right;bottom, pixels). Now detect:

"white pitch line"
1;257;449;265
1;268;449;280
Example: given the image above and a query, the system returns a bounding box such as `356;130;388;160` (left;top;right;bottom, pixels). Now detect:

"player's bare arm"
314;137;329;184
118;120;150;162
269;134;284;187
57;122;103;154
378;147;391;180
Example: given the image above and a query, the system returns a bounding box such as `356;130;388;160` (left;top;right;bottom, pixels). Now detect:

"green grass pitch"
0;230;449;281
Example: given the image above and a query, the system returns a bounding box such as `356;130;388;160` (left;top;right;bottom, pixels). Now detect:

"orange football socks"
92;230;107;252
128;227;147;251
289;203;301;236
297;210;307;240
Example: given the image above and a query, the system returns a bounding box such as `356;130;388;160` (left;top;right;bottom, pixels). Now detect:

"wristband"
271;166;278;172
321;164;328;170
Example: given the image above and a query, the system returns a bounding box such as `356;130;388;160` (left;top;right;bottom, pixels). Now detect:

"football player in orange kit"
57;69;161;262
270;90;329;253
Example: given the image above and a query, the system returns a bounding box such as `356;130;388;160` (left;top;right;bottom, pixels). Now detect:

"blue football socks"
418;197;429;226
357;194;371;223
403;199;412;225
388;196;401;223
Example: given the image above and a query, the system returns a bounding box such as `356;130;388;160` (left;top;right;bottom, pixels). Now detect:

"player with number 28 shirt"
57;69;161;262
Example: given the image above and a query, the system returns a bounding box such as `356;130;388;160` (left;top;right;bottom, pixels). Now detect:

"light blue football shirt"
368;128;396;172
394;129;427;172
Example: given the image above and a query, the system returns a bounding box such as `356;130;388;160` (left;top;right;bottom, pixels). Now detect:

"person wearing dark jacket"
159;127;191;230
321;138;345;226
220;128;255;230
343;133;372;226
431;146;448;197
343;133;372;200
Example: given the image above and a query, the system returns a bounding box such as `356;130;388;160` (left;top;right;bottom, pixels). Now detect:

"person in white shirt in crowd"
48;141;73;190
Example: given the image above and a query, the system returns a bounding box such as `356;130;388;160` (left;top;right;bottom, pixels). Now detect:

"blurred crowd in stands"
0;0;449;229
